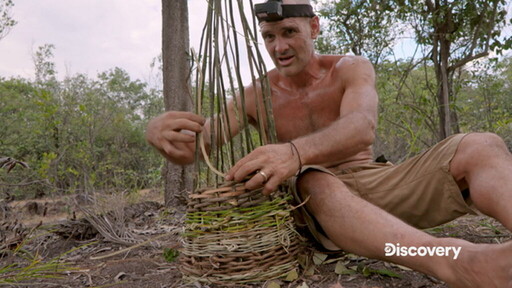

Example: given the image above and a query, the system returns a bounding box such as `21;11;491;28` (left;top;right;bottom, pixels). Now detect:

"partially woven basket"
180;181;302;285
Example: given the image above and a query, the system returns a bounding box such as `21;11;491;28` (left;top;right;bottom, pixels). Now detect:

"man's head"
256;0;319;77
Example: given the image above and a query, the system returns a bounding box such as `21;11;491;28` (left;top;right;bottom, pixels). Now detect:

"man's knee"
458;133;509;160
297;170;321;200
296;170;348;202
451;133;510;177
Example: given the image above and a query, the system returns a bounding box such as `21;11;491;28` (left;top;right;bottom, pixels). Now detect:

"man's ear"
310;16;320;39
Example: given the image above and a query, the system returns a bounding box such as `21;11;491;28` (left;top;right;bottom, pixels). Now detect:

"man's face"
260;17;317;77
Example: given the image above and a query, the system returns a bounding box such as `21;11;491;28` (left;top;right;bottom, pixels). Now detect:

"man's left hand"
225;143;301;195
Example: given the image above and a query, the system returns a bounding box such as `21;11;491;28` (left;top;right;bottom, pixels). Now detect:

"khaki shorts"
288;133;477;250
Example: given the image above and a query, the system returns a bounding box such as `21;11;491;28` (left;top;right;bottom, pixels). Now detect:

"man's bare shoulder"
331;55;373;71
318;54;345;64
315;55;374;79
332;55;375;84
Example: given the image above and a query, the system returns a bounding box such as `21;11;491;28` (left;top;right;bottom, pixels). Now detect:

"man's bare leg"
450;132;512;229
298;171;512;287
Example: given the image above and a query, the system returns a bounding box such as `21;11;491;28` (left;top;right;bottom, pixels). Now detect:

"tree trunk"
431;0;454;141
161;0;192;211
448;73;460;135
438;37;452;140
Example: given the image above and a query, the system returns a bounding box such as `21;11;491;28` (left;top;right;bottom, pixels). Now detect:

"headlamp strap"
282;5;315;18
255;2;315;23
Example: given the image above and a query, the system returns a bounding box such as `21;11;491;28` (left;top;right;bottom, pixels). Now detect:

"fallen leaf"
323;256;347;265
304;264;315;276
297;254;309;269
284;269;299;282
266;281;281;288
328;283;344;288
296;282;309;288
362;266;372;277
313;252;328;265
334;261;355;275
345;253;366;261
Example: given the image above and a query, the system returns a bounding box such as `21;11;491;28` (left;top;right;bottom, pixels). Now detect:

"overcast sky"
0;0;273;85
1;1;510;87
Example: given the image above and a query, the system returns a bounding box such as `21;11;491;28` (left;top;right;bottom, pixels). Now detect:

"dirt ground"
1;189;510;288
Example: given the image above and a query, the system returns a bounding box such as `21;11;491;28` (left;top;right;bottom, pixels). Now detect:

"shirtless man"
146;0;512;286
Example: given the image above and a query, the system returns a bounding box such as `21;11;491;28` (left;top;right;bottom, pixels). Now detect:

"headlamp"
254;0;315;23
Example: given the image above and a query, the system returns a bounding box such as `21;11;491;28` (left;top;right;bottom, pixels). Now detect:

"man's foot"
442;240;512;288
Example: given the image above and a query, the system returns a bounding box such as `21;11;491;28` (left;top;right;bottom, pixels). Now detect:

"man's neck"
279;53;323;89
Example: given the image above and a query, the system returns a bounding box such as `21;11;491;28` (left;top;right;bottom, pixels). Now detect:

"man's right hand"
145;111;206;165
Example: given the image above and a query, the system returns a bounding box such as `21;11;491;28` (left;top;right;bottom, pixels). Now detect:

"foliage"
0;45;164;199
375;60;441;161
399;0;512;139
458;57;512;146
374;55;512;162
163;247;179;262
402;0;512;55
0;0;16;41
314;0;401;66
34;44;58;86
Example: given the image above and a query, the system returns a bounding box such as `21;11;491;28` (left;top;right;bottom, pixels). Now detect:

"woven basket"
180;181;302;285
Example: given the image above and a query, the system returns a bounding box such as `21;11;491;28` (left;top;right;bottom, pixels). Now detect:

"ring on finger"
257;170;269;183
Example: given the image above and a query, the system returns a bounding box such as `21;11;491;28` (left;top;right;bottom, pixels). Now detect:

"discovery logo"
384;243;462;260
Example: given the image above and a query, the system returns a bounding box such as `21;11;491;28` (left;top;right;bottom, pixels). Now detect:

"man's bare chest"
271;89;342;142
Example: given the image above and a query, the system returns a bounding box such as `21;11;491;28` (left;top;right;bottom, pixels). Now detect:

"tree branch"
450;51;489;71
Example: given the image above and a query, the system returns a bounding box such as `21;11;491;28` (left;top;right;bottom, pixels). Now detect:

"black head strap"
255;1;315;23
282;5;315;18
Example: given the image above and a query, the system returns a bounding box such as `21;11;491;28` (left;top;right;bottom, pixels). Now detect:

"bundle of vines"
180;182;302;285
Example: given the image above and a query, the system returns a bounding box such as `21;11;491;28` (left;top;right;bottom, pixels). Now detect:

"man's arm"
292;56;378;167
146;89;253;166
226;56;378;195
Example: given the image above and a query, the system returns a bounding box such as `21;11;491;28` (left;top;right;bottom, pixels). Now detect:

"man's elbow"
359;130;375;150
359;113;377;147
363;128;376;147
